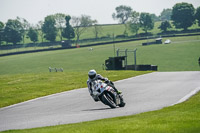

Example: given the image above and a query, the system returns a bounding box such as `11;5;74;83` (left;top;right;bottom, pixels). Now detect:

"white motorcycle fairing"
91;80;125;108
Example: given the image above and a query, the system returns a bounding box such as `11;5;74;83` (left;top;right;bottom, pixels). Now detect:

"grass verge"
0;71;150;108
2;90;200;133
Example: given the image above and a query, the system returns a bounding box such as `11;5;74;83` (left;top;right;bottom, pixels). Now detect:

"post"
113;44;115;57
116;49;119;57
134;48;137;70
113;33;115;57
134;48;137;66
125;49;128;69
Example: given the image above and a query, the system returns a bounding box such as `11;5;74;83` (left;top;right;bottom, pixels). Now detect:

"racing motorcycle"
91;80;125;108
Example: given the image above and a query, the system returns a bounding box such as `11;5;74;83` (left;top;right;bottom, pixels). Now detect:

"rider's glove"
105;80;110;84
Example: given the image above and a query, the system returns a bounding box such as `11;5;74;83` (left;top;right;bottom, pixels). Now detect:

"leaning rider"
87;69;121;101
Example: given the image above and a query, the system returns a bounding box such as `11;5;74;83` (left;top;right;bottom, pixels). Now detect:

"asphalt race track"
0;71;200;131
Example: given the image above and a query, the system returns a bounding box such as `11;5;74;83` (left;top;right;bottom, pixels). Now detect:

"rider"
87;69;121;101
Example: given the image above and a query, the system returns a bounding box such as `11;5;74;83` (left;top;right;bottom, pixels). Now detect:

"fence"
49;67;63;72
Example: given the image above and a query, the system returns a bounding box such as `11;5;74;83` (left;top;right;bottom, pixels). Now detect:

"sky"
0;0;200;25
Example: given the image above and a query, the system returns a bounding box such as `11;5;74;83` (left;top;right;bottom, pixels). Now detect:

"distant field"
0;35;199;75
1;21;199;55
1;21;199;46
41;21;200;42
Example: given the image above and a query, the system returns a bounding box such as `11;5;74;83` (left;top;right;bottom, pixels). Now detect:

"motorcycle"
91;80;125;108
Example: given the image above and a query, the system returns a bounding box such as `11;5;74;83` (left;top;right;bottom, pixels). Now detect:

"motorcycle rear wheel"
118;96;126;107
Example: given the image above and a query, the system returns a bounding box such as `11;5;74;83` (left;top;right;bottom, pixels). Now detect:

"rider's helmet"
88;69;97;80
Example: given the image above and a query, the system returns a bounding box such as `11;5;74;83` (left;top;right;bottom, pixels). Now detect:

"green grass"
0;35;199;132
48;21;200;41
0;45;62;55
57;21;200;41
2;90;200;133
0;71;150;108
0;35;199;75
137;36;200;71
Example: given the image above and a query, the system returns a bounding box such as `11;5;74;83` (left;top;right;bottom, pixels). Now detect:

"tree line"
0;2;200;46
113;3;200;35
0;14;96;45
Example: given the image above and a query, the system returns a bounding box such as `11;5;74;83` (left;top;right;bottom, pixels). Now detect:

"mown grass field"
0;35;199;75
2;91;200;133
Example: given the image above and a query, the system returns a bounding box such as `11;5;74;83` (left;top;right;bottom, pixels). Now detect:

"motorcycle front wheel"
100;91;116;108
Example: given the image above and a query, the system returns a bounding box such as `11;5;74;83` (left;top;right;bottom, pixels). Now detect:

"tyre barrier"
126;65;158;71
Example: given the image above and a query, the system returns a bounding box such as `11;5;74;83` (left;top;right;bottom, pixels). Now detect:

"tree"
42;15;57;42
0;21;4;45
112;5;132;24
62;15;75;40
159;8;172;21
139;13;154;34
92;20;102;39
17;17;30;44
4;19;23;44
171;2;195;30
159;21;172;33
54;13;66;41
150;14;160;22
196;7;200;26
0;21;3;29
36;21;44;43
72;15;93;44
27;27;38;43
128;11;140;35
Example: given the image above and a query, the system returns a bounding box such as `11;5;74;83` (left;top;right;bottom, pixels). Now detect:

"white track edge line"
172;87;200;106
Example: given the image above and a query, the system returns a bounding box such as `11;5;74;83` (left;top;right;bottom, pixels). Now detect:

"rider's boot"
117;90;122;94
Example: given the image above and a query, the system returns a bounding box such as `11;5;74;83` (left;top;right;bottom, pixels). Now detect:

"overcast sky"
0;0;200;25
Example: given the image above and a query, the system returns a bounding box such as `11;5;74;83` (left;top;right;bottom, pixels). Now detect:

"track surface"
0;71;200;131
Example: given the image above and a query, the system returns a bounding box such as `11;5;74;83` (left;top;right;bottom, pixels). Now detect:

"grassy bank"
0;71;150;108
2;90;200;133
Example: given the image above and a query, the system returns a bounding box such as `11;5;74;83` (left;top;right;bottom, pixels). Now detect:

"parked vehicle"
164;39;171;44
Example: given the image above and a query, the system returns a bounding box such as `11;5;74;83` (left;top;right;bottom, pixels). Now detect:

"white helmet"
88;69;97;80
